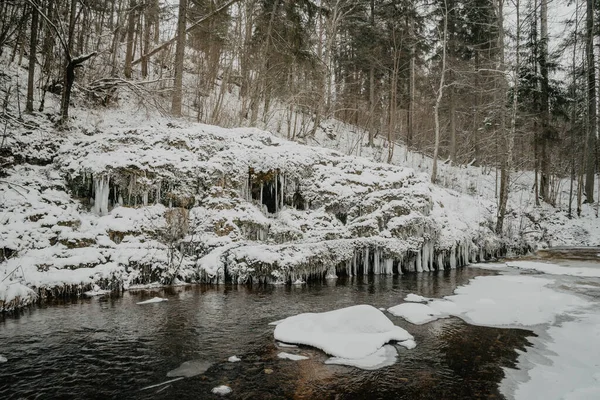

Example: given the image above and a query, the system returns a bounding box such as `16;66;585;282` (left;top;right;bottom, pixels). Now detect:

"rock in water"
166;360;212;378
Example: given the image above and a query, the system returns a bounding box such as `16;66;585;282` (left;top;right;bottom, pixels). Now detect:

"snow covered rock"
227;356;241;363
273;305;414;361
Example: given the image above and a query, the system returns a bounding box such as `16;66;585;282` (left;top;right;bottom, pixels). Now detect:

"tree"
26;3;39;113
432;0;448;183
172;0;188;117
585;0;596;203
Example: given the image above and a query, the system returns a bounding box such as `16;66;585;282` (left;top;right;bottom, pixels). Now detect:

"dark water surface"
0;268;533;399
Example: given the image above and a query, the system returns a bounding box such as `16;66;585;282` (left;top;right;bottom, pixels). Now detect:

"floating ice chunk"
398;339;417;350
506;261;600;278
404;294;431;302
278;352;308;361
325;345;397;370
388;303;445;325
211;385;232;396
276;342;298;348
167;360;212;378
0;355;7;363
84;285;111;297
136;297;168;305
292;279;306;285
273;305;414;359
227;356;241;363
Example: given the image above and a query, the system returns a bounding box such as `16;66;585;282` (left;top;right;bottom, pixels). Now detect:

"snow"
389;275;587;327
506;261;600;278
0;355;7;363
211;385;232;396
227;356;241;363
166;360;212;378
273;305;414;360
506;312;600;400
324;345;398;370
388;303;445;325
403;293;430;302
136;297;168;305
277;352;309;361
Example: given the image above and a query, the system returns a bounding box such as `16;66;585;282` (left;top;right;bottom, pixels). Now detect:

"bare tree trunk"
124;0;137;79
171;0;187;117
368;0;375;146
585;0;596;203
497;0;516;234
26;4;39;113
539;0;551;202
432;0;448;184
449;87;456;164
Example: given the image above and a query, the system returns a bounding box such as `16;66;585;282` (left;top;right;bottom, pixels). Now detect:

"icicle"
450;246;457;269
416;251;423;272
275;170;278;214
260;181;263;207
155;181;161;205
363;247;369;274
384;258;393;275
93;174;110;216
142;191;148;206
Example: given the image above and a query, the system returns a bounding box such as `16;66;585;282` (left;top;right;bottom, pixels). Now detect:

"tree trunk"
171;0;187;117
432;0;448;184
124;0;137;79
496;0;516;235
539;0;551;202
585;0;596;203
368;0;375;146
26;4;39;113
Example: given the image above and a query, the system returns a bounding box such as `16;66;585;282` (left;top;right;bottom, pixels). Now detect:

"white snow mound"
227;356;241;363
273;304;414;359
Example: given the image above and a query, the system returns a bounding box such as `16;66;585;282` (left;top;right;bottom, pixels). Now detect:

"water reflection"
0;268;532;399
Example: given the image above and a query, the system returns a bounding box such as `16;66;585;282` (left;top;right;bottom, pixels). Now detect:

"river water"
0;268;534;399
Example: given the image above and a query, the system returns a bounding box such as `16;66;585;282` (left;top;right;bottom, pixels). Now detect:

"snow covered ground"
383;259;600;399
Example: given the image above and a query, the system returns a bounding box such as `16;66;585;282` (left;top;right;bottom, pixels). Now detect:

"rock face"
0;120;518;309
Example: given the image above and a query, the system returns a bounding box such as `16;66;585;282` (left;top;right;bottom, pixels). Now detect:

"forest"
0;0;598;231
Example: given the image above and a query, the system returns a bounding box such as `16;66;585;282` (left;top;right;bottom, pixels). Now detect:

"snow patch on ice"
506;261;600;278
277;352;309;361
273;305;414;360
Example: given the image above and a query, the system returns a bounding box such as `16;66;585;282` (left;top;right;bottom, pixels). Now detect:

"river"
0;267;536;399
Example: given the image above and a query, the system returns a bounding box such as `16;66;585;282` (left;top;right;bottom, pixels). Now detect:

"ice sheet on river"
505;261;600;278
136;297;168;305
272;305;414;365
167;360;213;378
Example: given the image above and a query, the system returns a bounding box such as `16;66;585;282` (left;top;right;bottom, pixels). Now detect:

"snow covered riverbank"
1;113;524;311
